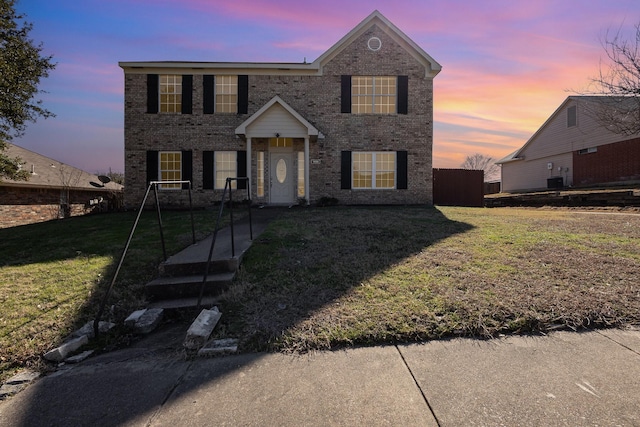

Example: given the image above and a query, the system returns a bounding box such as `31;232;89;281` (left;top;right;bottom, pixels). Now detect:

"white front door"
270;152;295;204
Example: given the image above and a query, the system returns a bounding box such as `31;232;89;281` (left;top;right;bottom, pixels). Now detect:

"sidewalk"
1;328;639;426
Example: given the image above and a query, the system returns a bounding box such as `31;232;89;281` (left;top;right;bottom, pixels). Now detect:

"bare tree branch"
583;23;640;135
460;153;500;181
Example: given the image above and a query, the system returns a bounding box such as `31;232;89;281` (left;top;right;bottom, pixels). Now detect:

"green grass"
3;205;639;382
216;206;640;352
0;208;228;381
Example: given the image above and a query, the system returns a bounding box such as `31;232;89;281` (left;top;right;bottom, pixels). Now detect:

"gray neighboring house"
119;10;441;208
498;96;640;192
0;143;123;228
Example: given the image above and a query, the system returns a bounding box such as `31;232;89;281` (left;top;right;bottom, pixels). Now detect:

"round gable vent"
367;36;382;51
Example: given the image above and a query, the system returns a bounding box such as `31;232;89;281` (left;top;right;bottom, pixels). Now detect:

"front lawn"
0;209;222;382
2;205;639;382
218;206;640;352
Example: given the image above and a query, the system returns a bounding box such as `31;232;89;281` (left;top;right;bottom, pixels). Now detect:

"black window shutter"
397;76;408;115
341;151;352;189
147;74;159;114
341;75;352;113
181;75;193;114
237;150;247;189
397;151;408;190
146;150;158;184
181;150;192;189
238;75;249;114
203;75;215;114
203;151;214;189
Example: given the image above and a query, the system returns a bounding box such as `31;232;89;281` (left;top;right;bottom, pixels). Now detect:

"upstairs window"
203;75;248;114
352;76;397;114
567;105;577;127
147;74;192;114
342;75;407;114
160;75;182;113
216;75;238;113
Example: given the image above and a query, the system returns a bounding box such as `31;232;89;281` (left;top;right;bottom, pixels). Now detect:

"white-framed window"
578;147;598;155
215;151;237;189
297;151;305;198
257;151;265;197
216;75;238;113
352;152;396;189
269;137;293;148
160;75;182;113
352;76;396;114
159;151;182;189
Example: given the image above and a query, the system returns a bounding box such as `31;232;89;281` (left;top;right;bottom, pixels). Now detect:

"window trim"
351;76;397;114
297;151;305;197
257;151;265;197
577;147;597;155
214;151;238;190
342;75;407;115
159;75;182;113
352;151;397;190
567;105;577;127
203;75;248;114
158;151;182;190
215;75;238;114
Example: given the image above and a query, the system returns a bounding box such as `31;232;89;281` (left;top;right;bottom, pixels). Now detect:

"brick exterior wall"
573;137;640;186
123;23;435;207
0;187;120;228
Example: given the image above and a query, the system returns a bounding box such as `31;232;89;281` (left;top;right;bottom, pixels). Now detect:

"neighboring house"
498;96;640;193
119;10;441;208
0;143;123;228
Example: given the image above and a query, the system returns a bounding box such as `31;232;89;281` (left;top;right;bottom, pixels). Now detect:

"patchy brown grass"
0;209;230;382
218;206;640;352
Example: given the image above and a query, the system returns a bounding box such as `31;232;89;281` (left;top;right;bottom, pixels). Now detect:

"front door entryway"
270;151;295;204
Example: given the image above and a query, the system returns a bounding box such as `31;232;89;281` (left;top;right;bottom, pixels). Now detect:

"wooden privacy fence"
433;168;484;207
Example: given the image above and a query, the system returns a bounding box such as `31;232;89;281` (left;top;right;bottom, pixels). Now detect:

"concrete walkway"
1;327;639;426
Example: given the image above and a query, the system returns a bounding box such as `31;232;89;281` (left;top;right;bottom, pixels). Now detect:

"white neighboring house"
497;96;640;193
0;143;123;228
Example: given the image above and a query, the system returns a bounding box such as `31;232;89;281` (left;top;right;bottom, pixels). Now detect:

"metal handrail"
93;180;195;338
196;177;252;309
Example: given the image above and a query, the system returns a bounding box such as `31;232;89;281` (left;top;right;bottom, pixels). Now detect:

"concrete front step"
147;296;219;310
159;257;240;277
145;271;236;300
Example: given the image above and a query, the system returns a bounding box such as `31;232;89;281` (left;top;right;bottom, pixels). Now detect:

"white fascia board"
118;61;321;76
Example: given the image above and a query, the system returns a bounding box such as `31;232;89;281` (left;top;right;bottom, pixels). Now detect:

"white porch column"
304;137;310;204
246;137;252;196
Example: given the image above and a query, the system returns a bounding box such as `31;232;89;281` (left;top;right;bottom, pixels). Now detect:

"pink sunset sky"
14;0;640;174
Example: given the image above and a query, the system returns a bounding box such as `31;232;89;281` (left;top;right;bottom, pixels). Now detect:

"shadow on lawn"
219;205;475;350
0;210;215;376
3;206;474;426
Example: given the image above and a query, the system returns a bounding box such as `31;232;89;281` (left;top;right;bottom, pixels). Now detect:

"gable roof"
496;95;635;165
119;11;441;78
314;10;441;78
0;143;123;191
235;96;323;139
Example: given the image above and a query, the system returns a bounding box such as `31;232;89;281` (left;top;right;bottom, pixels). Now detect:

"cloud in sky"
12;0;640;173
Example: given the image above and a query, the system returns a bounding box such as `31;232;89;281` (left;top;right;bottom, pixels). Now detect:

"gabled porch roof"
235;95;323;140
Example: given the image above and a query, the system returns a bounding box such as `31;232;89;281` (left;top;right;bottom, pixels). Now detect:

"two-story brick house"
119;10;441;207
